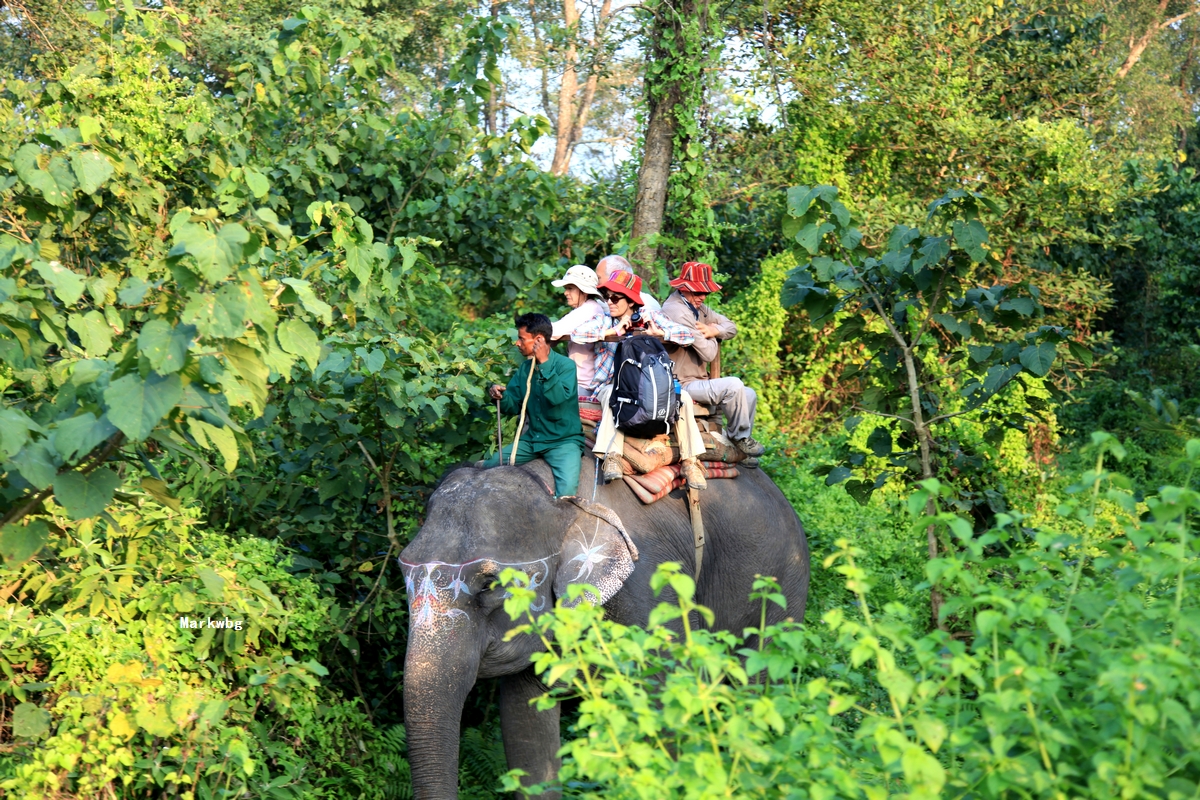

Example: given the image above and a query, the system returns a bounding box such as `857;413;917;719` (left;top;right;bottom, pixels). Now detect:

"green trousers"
483;439;582;497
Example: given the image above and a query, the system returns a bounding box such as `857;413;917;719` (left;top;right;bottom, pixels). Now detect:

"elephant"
400;456;810;800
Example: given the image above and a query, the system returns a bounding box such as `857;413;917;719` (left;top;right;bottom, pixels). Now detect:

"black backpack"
609;335;680;438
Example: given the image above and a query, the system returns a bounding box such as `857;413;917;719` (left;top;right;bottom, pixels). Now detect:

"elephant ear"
554;500;636;607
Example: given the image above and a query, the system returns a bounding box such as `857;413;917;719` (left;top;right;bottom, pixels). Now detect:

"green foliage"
0;2;592;531
779;185;1075;512
503;435;1200;799
712;250;793;433
0;501;378;798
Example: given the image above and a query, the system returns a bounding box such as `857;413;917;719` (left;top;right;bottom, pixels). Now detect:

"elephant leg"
498;666;561;799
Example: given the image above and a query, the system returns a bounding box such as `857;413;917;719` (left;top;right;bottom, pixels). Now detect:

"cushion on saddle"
622;461;741;504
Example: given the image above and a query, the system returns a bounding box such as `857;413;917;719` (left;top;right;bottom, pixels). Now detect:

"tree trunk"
1116;0;1200;79
485;0;503;134
550;0;581;174
629;0;708;277
549;0;615;176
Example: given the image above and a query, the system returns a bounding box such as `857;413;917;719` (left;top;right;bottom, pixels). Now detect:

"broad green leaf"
794;222;834;255
282;278;333;325
104;373;184;440
197;567;226;600
13;144;70;206
901;747;946;794
53;467;121;519
1019;342;1056;377
363;348;385;374
12;703;51;739
277;319;321;371
140;477;182;511
0;520;49;565
824;466;852;485
244;167;270;198
78;115;101;143
182;284;247;339
170;222;250;283
0;408;41;460
35;260;85;305
998;297;1035;316
1068;340;1094;367
135;705;176;737
916;714;945;753
982;363;1022;395
188;417;239;471
223;342;269;415
10;441;59;489
344;241;375;283
53;412;118;461
138;320;195;373
932;313;971;339
967;344;994;363
68;310;113;357
866;426;892;457
69;150;114;195
952;218;988;262
829;200;850;227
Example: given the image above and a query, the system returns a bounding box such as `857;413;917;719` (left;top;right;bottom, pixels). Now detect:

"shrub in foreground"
503;435;1200;799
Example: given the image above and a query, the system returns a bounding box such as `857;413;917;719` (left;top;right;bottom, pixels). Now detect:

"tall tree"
629;0;713;276
546;0;616;174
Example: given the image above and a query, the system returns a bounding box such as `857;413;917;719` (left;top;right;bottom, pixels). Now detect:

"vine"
635;0;722;279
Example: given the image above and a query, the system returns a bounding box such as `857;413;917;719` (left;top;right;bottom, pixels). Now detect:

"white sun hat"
550;264;600;296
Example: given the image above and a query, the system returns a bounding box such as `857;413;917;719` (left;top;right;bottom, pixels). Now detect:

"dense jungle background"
1;0;1199;797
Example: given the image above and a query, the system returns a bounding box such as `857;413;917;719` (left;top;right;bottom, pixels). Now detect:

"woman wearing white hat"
550;265;607;397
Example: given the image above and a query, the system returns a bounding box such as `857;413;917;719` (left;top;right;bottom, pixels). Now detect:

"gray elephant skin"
400;457;810;799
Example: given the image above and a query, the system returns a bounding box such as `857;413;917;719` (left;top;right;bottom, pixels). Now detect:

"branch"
1116;2;1199;79
0;432;126;528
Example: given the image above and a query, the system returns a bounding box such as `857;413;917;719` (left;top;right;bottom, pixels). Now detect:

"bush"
0;500;381;799
503;434;1200;799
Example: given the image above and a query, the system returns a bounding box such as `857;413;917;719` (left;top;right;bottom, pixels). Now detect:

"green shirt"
500;351;584;447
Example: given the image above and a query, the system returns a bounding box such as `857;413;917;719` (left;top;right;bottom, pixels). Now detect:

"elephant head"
399;465;636;799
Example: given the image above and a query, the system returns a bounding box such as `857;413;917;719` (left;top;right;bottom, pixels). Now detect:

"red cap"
597;270;644;306
669;261;722;293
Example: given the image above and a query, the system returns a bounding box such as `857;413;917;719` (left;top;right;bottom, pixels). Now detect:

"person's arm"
649;310;695;346
538;355;577;406
551;301;601;340
569;311;611;344
707;308;738;341
660;299;715;360
498;362;528;416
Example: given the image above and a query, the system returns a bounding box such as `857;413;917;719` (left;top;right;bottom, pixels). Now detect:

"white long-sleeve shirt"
552;298;606;391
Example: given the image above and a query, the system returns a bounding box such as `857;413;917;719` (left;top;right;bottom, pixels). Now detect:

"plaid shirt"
571;308;694;398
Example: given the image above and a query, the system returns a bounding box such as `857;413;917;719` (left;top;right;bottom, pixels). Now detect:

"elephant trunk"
404;627;480;800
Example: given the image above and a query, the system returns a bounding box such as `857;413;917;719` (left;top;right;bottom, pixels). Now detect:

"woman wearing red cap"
661;261;765;459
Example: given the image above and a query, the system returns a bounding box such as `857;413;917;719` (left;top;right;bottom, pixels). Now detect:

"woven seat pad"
581;428;746;474
623;461;740;505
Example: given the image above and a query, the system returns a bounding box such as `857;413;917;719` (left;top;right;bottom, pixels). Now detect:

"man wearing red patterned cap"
661;261;766;459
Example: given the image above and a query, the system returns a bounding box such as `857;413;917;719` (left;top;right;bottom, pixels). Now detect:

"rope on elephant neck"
508;356;536;466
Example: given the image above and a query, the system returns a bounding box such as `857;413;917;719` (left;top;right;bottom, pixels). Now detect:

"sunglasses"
599;290;629;302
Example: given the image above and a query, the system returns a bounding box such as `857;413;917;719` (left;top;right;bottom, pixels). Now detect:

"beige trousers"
593;386;706;461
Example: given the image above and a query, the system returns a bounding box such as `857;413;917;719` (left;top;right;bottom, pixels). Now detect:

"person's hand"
646;320;665;339
603;320;628;342
488;384;505;400
532;339;551;364
697;322;720;339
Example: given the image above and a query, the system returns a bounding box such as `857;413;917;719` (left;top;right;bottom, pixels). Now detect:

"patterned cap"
597;270;644;306
551;264;600;295
669;261;722;293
